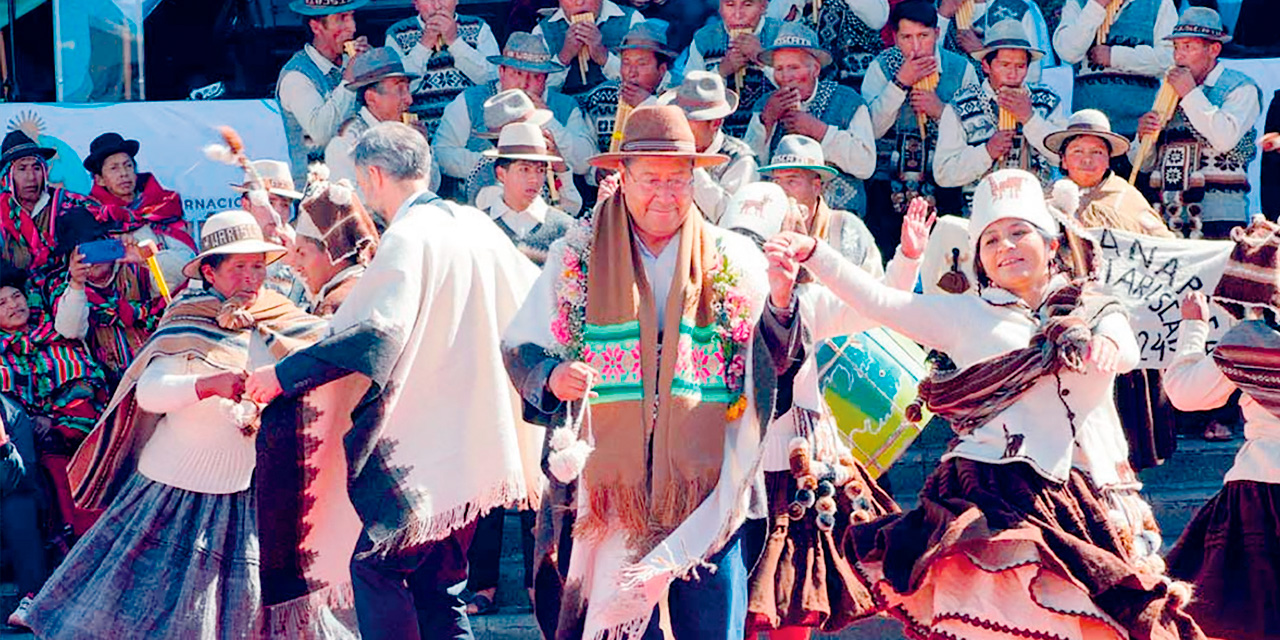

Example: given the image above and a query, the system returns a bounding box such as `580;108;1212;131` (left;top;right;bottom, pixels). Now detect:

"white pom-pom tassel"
203;144;236;165
548;426;576;452
329;182;353;206
307;162;331;185
549;439;593;483
248;189;270;208
1050;179;1081;218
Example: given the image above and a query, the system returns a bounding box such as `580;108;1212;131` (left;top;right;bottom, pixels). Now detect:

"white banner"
1082;227;1234;368
1;100;290;228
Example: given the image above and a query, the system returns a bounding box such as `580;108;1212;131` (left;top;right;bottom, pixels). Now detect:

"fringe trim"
367;473;532;557
575;483;649;543
263;581;357;639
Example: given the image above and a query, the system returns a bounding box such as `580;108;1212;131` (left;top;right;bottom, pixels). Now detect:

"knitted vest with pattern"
539;5;638;96
1071;0;1162;138
754;81;867;213
691;17;783;139
385;14;490;137
951;82;1060;190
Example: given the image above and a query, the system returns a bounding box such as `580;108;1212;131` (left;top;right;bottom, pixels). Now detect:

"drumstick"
1129;77;1179;185
138;240;172;303
569;12;595;84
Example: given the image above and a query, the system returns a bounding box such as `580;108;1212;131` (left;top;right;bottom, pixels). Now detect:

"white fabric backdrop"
1;100;290;225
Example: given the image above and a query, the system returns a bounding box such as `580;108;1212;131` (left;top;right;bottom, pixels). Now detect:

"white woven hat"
482;122;564;163
720;182;792;240
183;210;288;279
968;169;1059;246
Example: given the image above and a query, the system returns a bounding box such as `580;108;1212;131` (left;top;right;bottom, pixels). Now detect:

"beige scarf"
578;194;732;550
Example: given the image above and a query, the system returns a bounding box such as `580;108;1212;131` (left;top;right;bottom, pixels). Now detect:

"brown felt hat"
587;105;729;170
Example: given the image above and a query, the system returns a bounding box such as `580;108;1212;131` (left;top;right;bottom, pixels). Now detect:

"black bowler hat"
0;130;56;168
83;132;141;175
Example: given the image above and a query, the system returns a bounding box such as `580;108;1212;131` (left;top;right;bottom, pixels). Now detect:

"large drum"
814;328;930;478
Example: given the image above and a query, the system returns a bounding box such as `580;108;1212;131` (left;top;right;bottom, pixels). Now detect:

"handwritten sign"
1083;227;1233;368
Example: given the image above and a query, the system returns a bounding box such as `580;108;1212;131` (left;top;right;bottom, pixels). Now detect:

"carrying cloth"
575;192;739;545
1212;320;1280;421
911;282;1121;434
88;173;197;252
68;289;326;510
257;270;366;639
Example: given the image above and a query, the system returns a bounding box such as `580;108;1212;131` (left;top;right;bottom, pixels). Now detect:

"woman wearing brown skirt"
726;180;928;639
765;169;1203;640
1163;217;1280;640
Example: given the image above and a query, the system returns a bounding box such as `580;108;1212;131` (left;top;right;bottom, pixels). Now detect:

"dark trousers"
0;416;48;604
640;531;747;639
351;519;479;640
468;508;536;592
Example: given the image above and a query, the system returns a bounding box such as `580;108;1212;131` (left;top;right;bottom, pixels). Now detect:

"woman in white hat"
764;169;1205;640
17;210;327;639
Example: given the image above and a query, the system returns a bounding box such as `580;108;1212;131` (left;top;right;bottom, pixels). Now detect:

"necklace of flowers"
549;217;753;420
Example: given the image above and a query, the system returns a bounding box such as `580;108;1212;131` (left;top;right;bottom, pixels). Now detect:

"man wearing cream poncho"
247;122;544;639
502;105;791;639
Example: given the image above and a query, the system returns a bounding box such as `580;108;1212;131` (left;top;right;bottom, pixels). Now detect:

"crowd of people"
2;0;1280;638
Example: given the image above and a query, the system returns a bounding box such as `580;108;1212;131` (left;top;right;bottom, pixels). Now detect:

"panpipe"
547;168;560;204
728;28;751;94
954;0;975;32
1095;0;1124;47
569;12;596;84
1128;77;1180;184
812;0;822;25
610;100;634;152
436;34;445;52
343;41;357;58
998;87;1025;131
401;112;420;126
913;71;939;138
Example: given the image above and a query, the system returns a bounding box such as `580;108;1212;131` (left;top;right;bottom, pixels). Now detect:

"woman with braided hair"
764;168;1204;640
14;210;327;639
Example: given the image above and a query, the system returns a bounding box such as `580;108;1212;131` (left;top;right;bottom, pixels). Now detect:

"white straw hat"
183;210;288;279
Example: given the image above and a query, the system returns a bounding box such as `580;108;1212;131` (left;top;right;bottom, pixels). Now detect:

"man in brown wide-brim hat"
502;104;797;639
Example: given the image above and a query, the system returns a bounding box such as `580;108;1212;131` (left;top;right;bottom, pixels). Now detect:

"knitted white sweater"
135;355;257;494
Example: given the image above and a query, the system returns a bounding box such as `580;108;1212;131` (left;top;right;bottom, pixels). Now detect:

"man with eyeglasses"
502;105;796;639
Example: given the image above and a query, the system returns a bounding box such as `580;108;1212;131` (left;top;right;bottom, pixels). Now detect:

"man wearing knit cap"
1054;0;1177;140
862;0;976;255
277;0;372;185
384;0;500;136
683;0;783;139
746;22;877;214
467;89;585;215
246;122;542;639
325;47;441;192
1133;6;1261;241
503;104;796;639
290;172;380;316
577;19;675;153
660;71;758;223
933;19;1066;210
434;32;596;197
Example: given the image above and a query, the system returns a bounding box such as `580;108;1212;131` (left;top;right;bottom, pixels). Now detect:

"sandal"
1202;421;1233;442
465;592;497;616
